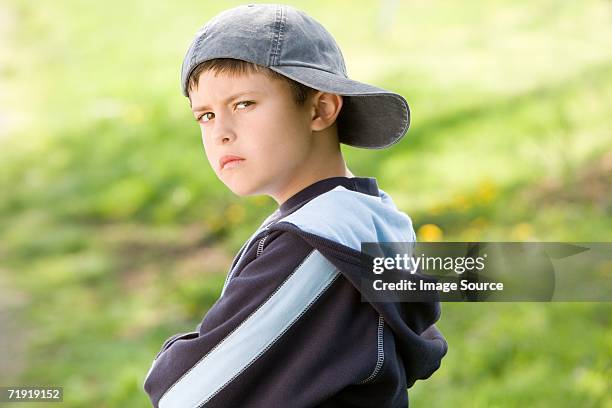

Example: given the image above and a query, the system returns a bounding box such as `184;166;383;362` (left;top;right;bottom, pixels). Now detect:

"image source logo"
360;242;610;302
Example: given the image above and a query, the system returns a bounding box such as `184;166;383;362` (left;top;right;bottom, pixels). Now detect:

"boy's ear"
310;92;343;132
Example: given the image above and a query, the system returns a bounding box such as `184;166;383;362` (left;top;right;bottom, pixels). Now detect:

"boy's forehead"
189;69;287;107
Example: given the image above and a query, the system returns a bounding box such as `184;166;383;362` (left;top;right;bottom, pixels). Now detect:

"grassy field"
0;0;610;407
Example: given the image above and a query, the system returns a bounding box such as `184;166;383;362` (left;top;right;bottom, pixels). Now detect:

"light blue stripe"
159;250;339;408
279;186;416;251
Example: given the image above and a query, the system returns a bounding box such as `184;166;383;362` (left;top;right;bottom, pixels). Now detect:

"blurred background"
0;0;610;406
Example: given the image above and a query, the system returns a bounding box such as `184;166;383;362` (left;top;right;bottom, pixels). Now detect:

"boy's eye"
196;101;253;122
198;112;214;122
235;101;254;110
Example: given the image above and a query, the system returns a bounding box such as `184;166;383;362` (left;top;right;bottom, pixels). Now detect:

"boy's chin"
221;175;275;199
223;181;260;197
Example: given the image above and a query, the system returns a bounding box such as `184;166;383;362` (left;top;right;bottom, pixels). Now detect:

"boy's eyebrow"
191;91;262;112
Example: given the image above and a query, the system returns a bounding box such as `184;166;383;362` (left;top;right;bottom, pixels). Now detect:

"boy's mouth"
219;155;245;170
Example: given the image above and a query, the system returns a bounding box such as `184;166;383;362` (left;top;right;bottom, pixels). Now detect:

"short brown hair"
187;58;316;105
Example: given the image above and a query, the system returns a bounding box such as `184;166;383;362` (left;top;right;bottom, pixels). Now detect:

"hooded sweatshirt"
144;177;447;408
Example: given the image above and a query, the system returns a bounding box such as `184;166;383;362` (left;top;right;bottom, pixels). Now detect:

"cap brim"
269;65;410;149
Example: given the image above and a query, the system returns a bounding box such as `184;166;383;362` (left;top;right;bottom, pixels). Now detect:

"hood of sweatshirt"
268;178;448;386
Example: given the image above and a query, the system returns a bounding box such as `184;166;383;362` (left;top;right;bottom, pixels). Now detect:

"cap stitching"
275;6;287;67
183;26;209;95
351;93;408;149
271;62;346;77
268;5;284;66
190;25;208;69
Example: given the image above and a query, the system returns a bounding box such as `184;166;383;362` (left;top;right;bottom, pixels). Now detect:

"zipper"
256;235;268;257
220;210;283;297
220;226;270;297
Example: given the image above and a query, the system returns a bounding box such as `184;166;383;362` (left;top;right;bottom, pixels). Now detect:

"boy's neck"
270;125;352;205
271;154;352;206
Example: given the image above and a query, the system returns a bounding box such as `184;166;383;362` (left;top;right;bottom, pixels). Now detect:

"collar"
279;176;379;216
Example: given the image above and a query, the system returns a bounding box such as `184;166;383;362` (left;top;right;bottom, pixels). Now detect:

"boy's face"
189;70;315;201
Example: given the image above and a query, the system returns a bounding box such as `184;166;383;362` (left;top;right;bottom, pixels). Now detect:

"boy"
144;4;447;407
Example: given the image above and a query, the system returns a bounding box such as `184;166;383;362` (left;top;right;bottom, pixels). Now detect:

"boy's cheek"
201;147;219;175
199;128;208;146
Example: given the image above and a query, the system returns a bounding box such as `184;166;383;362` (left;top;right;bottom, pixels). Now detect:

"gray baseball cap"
181;3;410;149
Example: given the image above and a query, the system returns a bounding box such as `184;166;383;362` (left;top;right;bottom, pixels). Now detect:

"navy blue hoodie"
144;177;447;407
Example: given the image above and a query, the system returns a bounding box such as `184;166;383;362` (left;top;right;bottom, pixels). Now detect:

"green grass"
0;0;610;407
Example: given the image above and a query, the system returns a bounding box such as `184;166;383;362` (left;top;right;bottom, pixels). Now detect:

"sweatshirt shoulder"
277;186;416;251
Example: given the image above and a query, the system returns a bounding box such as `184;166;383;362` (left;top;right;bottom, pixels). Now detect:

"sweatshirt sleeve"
143;230;383;408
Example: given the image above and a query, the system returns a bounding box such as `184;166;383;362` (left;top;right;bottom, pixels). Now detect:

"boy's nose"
211;118;236;145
